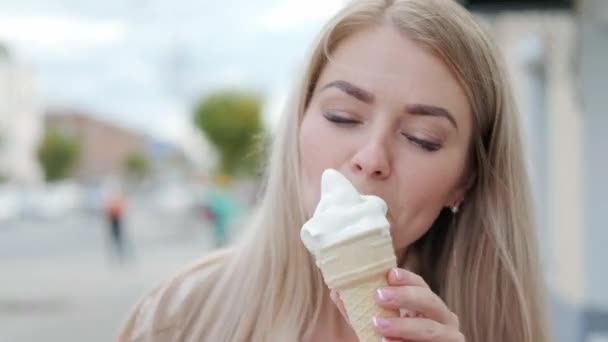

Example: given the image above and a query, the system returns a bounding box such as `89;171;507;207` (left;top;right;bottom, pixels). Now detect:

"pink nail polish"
372;317;390;328
392;268;403;281
377;288;394;301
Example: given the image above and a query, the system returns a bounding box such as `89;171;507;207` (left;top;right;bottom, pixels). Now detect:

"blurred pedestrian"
104;191;127;263
202;175;241;247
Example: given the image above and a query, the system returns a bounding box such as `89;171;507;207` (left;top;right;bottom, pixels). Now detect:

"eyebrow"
320;80;374;104
406;104;458;129
320;79;458;129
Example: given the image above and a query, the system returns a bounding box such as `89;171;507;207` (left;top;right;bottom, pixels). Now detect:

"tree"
37;129;80;182
193;90;266;178
124;152;149;180
0;42;10;61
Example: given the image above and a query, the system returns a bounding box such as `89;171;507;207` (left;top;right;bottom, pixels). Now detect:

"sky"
0;0;346;147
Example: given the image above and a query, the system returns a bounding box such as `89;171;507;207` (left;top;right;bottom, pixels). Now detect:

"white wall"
486;12;586;341
0;56;44;184
581;0;608;311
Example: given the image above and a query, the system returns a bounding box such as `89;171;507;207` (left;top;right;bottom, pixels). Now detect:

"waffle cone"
317;229;398;341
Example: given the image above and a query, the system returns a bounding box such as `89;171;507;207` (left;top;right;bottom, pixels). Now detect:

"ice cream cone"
317;228;399;342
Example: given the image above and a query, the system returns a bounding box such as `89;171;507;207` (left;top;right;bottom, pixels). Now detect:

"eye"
402;134;442;152
323;112;360;125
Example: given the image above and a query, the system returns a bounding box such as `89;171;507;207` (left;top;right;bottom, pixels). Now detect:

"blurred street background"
0;0;606;341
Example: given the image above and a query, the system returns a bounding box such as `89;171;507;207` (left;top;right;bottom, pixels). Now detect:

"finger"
403;309;416;318
389;269;432;320
375;286;455;325
401;308;424;319
329;290;350;323
373;316;460;341
388;268;431;289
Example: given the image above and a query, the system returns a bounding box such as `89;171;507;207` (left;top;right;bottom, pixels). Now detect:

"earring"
450;204;460;214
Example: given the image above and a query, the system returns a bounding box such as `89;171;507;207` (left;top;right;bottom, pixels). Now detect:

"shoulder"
117;248;232;342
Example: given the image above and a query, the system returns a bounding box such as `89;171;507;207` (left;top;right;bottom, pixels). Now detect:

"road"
0;208;218;342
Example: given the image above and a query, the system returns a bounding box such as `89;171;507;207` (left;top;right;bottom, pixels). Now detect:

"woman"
118;0;549;341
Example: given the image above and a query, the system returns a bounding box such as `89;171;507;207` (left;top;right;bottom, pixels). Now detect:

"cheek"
389;157;464;249
298;113;345;215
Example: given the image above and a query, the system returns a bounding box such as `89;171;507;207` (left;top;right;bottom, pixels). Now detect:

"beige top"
117;249;230;342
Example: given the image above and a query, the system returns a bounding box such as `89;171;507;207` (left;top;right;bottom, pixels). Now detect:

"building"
45;110;189;183
463;0;608;340
579;0;608;339
0;44;44;185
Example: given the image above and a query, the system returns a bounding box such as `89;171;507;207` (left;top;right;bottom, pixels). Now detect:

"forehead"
316;25;470;122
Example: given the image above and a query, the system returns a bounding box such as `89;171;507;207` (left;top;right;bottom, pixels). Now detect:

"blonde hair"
193;0;550;341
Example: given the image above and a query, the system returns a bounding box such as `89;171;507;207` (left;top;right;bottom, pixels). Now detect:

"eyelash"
323;112;359;125
402;134;442;152
323;112;442;152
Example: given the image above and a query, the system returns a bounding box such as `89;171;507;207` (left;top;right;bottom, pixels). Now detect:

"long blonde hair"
194;0;549;341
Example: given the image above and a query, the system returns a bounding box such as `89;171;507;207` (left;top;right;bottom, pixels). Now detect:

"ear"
445;189;465;208
445;172;476;208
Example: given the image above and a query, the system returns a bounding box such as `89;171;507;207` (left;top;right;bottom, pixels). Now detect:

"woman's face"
299;25;473;254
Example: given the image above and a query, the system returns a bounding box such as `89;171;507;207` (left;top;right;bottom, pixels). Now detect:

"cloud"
0;0;350;145
259;0;346;32
0;14;127;51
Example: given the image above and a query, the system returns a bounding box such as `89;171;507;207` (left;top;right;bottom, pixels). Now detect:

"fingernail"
377;288;395;301
372;316;390;328
392;268;403;281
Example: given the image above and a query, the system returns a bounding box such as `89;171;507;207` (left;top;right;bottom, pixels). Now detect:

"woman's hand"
330;268;464;342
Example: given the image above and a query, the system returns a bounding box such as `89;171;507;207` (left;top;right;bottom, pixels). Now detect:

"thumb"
329;290;350;323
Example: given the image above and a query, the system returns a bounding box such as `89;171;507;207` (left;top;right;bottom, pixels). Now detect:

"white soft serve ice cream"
300;168;391;256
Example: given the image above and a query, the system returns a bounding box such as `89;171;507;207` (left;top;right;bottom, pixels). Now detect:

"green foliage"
37;129;80;182
193;90;266;178
124;152;149;180
0;42;10;61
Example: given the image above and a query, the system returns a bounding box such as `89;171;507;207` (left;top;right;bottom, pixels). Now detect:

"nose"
350;138;391;180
